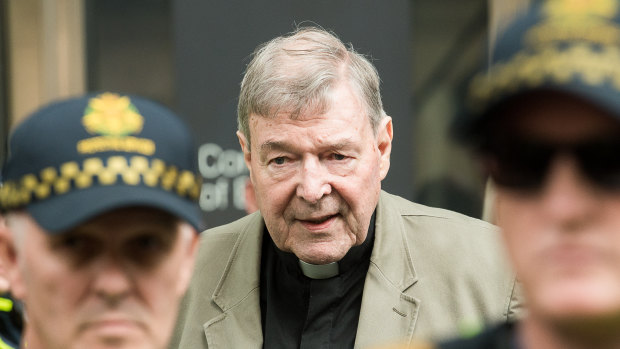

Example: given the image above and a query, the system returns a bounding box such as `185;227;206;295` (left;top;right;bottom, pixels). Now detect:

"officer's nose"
93;254;132;306
540;154;597;232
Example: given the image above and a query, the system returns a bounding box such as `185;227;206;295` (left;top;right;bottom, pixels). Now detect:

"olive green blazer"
170;191;519;348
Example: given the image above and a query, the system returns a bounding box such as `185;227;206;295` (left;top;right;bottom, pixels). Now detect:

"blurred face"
6;207;198;349
488;94;620;327
238;81;392;264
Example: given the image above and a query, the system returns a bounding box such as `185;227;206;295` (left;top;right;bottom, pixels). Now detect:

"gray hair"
238;26;386;145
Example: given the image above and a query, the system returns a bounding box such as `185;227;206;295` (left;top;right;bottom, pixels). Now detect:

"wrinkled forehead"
257;77;346;122
257;82;368;121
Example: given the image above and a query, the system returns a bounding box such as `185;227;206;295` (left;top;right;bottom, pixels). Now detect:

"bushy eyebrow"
258;137;357;155
259;141;288;154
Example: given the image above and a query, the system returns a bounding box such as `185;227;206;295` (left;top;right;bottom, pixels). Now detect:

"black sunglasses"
479;137;620;191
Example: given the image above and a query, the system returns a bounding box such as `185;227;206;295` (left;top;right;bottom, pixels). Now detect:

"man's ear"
237;131;252;174
0;217;24;300
377;116;393;180
176;225;200;296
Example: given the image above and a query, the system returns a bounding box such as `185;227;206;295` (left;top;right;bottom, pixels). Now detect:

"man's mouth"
81;319;143;339
298;214;339;230
80;313;145;336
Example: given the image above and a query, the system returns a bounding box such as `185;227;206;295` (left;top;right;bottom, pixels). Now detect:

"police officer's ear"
175;222;200;296
0;214;22;299
377;116;393;180
0;215;11;294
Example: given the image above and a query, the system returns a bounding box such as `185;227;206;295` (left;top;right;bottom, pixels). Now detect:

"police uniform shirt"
260;213;376;349
0;293;23;349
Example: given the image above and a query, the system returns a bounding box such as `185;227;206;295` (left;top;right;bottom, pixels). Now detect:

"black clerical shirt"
260;213;376;349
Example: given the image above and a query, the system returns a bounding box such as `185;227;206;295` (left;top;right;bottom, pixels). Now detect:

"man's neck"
21;325;40;349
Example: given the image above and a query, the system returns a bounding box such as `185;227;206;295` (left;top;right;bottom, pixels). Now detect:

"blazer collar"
371;190;418;291
211;212;264;310
204;212;265;348
354;191;420;348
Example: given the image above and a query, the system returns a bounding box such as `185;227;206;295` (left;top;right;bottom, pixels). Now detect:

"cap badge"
544;0;617;19
525;0;620;47
77;93;156;155
83;92;144;136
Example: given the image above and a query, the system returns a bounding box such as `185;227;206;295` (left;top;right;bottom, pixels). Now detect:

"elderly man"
172;26;519;348
0;92;202;349
417;0;620;348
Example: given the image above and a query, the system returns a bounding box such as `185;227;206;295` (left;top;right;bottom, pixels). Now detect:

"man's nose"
93;254;132;306
539;154;597;231
296;157;331;204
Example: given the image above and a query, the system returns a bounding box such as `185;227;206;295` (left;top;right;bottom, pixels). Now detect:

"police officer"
0;92;202;349
425;0;620;348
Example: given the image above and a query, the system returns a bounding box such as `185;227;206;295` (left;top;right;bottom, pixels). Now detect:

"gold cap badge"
82;92;144;136
544;0;618;19
77;93;155;155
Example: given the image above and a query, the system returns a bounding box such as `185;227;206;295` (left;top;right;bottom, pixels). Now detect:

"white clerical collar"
298;260;339;279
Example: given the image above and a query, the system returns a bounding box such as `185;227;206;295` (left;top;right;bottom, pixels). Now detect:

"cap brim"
457;80;620;143
26;185;204;233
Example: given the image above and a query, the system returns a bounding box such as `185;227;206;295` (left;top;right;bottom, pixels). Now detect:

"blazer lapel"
354;191;420;348
203;213;265;348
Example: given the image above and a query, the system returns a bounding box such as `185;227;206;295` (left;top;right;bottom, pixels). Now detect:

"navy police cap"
0;92;203;233
456;0;620;141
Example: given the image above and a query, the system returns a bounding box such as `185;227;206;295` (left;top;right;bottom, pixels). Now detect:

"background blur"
0;0;530;228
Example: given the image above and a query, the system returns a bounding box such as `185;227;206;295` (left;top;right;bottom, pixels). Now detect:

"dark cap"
456;0;620;141
0;92;203;233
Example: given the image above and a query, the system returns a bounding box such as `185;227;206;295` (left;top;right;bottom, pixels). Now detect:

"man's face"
490;94;620;325
6;207;198;349
238;81;392;264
